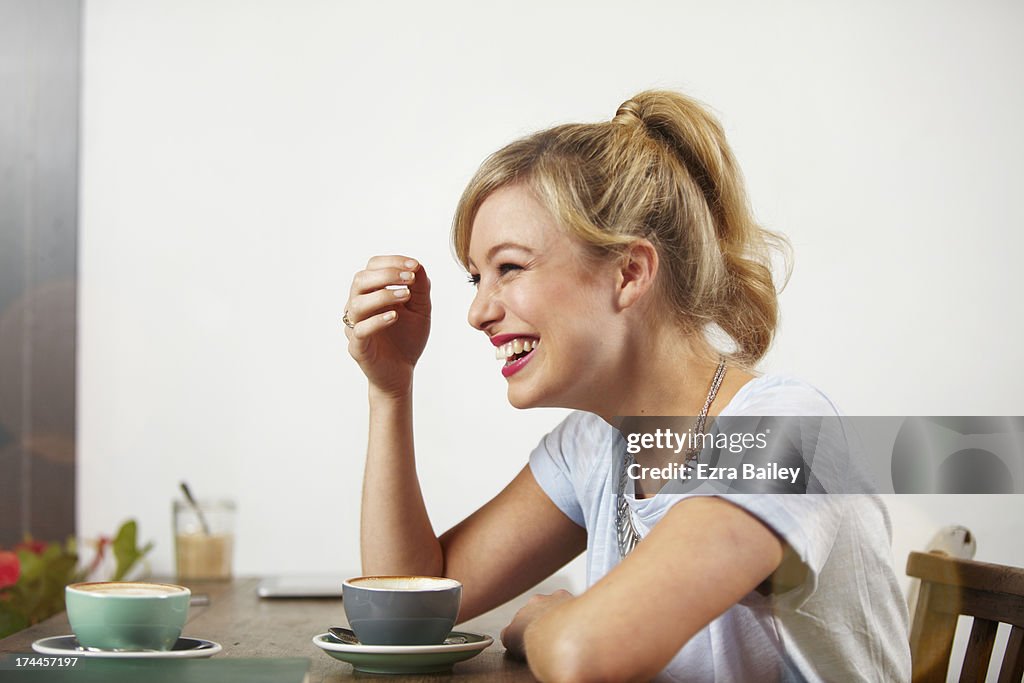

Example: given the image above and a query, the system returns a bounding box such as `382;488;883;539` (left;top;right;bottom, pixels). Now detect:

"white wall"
79;0;1024;599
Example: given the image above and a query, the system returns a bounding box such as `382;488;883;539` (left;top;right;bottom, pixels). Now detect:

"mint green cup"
65;582;190;651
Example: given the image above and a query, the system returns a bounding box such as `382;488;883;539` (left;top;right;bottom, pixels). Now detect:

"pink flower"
0;551;19;589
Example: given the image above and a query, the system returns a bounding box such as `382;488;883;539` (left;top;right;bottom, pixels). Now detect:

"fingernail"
384;311;396;321
399;271;414;281
404;259;417;269
393;287;410;298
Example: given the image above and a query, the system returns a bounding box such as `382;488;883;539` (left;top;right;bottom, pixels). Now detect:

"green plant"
0;520;153;639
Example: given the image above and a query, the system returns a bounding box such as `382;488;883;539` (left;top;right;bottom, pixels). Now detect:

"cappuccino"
342;575;462;645
75;582;185;596
347;576;460;591
66;582;190;651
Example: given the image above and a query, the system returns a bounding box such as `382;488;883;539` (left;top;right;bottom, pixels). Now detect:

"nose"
467;283;503;332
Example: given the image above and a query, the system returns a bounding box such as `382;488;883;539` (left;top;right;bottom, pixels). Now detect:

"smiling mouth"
495;337;540;366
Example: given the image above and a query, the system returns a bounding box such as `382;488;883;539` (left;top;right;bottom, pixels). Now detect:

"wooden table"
0;577;540;682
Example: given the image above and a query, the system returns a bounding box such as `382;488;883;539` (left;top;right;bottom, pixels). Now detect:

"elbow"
526;631;644;683
527;636;596;683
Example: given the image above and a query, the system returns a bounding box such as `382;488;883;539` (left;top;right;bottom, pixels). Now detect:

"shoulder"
532;411;610;481
721;374;842;417
542;410;612;444
529;411;615;529
535;410;615;469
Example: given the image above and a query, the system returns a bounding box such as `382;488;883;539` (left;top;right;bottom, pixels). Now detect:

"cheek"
506;271;614;330
564;278;617;322
504;280;555;320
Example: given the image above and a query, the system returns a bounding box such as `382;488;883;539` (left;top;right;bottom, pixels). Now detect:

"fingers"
350;257;429;302
358;256;431;299
351;264;418;297
527;590;571;604
346;284;412;325
499;621;524;660
345;309;397;342
346;256;430;329
365;255;420;271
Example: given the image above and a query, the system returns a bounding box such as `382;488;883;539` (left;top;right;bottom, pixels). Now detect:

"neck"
590;322;728;423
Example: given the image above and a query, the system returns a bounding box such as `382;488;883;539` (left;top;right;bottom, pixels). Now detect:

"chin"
506;387;539;410
506;382;575;411
505;380;556;410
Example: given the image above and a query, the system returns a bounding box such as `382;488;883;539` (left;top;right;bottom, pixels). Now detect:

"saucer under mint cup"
65;582;191;651
342;576;462;646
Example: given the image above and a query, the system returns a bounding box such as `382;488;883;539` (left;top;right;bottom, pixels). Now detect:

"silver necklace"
616;358;727;558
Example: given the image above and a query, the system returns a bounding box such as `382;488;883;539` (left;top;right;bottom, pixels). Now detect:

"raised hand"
344;255;431;397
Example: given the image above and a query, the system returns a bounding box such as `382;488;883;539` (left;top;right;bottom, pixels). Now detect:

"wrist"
368;383;413;406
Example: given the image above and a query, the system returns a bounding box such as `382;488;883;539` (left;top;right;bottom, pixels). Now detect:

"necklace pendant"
614;358;727;559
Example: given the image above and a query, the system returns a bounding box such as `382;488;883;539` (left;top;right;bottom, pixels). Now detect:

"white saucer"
32;635;222;658
312;631;492;674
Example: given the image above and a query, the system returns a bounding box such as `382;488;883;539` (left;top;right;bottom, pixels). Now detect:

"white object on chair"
906;525;976;622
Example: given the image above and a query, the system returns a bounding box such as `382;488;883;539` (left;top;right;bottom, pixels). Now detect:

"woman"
343;90;910;682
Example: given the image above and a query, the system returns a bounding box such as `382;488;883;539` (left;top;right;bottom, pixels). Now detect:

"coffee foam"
71;582;186;596
347;576;460;591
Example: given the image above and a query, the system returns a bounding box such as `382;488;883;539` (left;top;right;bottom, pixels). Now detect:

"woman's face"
466;184;624;410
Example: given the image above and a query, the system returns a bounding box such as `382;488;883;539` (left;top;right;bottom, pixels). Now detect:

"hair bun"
613;100;644;126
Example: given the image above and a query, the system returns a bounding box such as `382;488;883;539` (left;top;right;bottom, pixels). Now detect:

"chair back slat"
911;580;959;682
958;618;997;683
907;551;1024;683
996;626;1024;683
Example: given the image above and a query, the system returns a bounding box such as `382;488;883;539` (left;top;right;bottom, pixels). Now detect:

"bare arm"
347;255;585;619
440;466;586;621
516;497;784;682
346;255;440;575
359;388;443;576
360;397;585;620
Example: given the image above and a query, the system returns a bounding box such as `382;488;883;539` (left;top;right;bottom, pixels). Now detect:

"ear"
615;239;659;310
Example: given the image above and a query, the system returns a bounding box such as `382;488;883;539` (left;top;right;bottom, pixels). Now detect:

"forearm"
359;385;443;576
523;597;654;683
520;498;785;682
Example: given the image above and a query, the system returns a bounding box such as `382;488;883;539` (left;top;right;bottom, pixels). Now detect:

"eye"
467;263;521;287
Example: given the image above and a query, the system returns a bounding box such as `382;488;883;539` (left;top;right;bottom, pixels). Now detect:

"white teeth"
494;337;540;362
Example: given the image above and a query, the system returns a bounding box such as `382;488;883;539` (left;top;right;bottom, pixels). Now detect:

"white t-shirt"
529;375;912;682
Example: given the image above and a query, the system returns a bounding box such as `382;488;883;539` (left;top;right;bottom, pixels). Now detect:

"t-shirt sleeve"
715;377;850;608
720;494;844;609
528;412;591;528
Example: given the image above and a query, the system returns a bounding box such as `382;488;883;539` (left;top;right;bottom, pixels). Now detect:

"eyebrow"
468;242;537;269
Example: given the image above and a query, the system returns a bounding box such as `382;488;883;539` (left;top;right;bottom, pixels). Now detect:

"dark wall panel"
0;0;81;546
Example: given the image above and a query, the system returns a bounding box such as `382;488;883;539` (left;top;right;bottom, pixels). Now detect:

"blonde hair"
452;90;789;367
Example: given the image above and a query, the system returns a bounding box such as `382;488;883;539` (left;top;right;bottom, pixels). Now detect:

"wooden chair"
907;550;1024;682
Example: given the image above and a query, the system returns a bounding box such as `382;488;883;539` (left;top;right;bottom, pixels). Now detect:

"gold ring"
342;310;355;329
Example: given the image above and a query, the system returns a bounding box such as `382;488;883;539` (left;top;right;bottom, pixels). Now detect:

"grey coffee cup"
342;576;462;645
